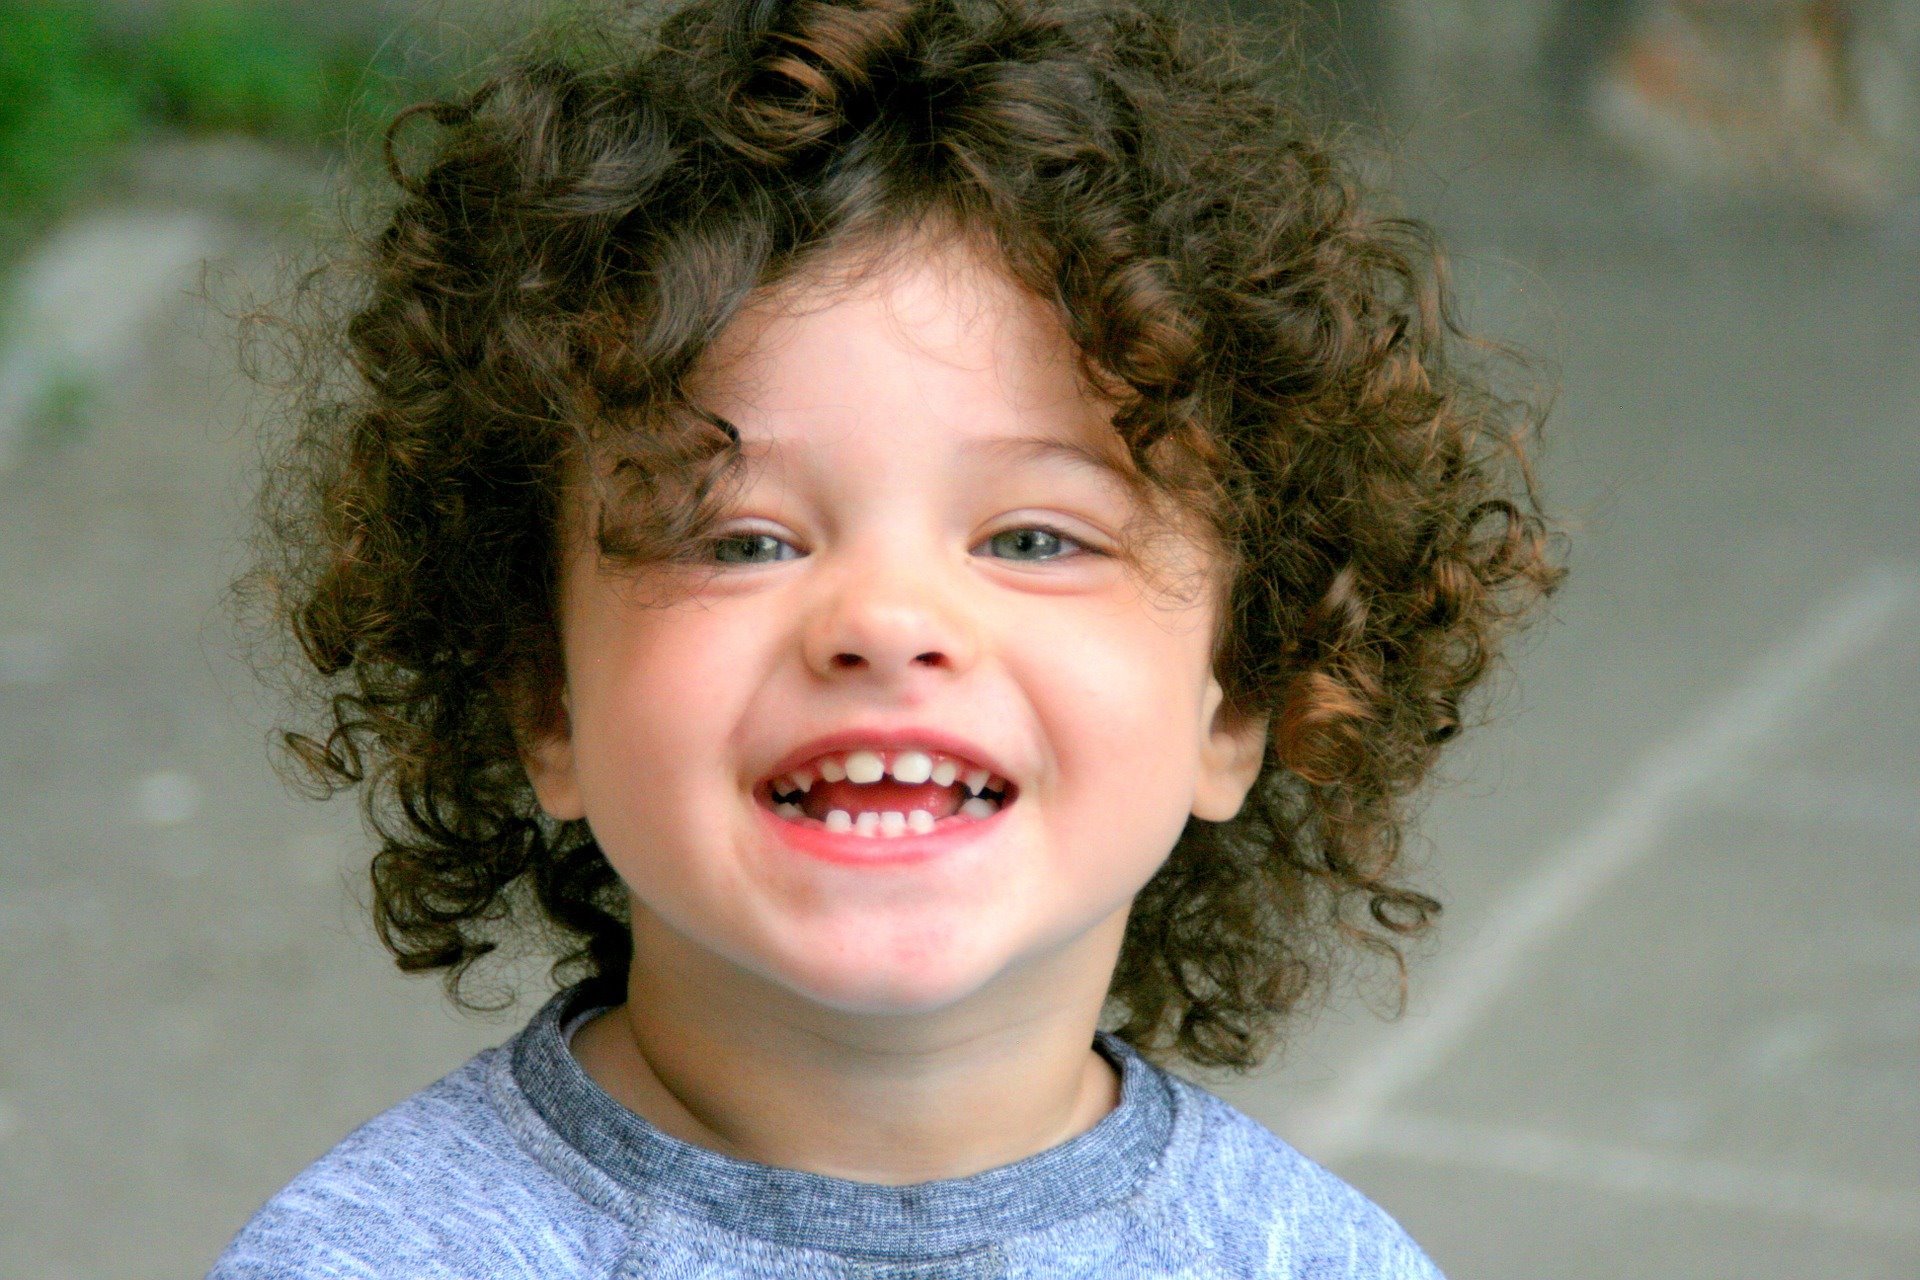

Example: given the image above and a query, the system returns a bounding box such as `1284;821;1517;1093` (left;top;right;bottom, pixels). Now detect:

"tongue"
802;779;965;822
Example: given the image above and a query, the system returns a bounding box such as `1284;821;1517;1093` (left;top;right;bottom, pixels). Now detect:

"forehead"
682;226;1138;479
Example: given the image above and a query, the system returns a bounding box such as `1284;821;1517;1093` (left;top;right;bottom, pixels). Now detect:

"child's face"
523;229;1266;1021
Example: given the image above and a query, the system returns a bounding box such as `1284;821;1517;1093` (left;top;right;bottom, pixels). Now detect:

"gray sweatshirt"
208;982;1446;1278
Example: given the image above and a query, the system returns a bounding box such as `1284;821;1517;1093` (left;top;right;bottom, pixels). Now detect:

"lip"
756;725;1016;789
753;791;1012;867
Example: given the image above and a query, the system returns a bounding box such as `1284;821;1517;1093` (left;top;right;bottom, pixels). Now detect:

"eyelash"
706;524;1100;566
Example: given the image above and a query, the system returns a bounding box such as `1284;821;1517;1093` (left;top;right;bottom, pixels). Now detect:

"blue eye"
981;526;1089;561
709;532;797;565
706;525;1095;565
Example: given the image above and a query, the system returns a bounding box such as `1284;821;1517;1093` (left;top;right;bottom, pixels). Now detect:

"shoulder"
206;1048;622;1280
1154;1076;1447;1279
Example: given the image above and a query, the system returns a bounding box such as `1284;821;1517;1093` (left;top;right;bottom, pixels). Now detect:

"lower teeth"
770;796;1002;837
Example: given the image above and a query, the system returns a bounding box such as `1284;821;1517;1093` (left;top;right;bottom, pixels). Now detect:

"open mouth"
756;748;1016;840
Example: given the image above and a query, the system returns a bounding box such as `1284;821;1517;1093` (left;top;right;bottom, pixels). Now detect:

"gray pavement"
2;103;1917;1280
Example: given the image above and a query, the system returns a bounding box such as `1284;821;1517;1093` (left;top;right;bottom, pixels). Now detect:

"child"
215;0;1565;1274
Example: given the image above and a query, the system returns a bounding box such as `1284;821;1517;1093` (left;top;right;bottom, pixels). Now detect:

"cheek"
564;603;763;831
1048;583;1211;730
1021;602;1210;835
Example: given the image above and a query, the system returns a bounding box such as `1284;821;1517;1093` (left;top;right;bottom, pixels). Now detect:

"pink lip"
756;725;1015;788
753;793;1012;867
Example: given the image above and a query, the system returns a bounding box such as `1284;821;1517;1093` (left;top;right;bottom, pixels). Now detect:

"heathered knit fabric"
209;982;1446;1278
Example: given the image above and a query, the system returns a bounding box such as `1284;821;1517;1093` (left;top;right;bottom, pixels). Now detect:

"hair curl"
238;0;1569;1075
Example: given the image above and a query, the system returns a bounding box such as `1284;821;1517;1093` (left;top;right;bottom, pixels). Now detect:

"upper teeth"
770;749;1004;798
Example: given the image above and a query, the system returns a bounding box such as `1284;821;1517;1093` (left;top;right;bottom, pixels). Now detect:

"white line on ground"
1367;1109;1920;1242
1284;563;1920;1165
0;209;221;473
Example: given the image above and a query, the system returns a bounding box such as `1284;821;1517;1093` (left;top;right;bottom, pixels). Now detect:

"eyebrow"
692;406;1138;494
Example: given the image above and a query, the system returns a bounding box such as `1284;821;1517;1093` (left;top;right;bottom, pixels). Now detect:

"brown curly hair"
238;0;1568;1076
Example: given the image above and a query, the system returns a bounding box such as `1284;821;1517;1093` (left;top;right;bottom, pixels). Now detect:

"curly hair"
238;0;1568;1076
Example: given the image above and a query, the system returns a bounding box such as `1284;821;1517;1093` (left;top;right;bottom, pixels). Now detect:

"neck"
569;903;1126;1185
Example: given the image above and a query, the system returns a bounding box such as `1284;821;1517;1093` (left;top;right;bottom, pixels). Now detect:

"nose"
800;546;980;685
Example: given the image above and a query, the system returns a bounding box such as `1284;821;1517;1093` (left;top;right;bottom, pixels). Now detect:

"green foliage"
0;2;144;239
0;0;430;256
145;1;400;142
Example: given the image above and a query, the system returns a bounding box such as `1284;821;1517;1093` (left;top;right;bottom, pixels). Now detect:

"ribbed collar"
508;981;1177;1260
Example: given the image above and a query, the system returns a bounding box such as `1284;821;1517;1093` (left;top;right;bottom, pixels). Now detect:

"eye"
704;524;1100;565
709;531;799;565
977;525;1096;562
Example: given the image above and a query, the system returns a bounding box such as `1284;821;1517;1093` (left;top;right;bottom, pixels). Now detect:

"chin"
762;932;1004;1018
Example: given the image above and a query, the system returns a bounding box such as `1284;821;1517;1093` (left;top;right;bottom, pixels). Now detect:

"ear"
1191;675;1269;823
517;687;587;822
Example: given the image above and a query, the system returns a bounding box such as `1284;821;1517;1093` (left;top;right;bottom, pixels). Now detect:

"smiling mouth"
752;771;1021;840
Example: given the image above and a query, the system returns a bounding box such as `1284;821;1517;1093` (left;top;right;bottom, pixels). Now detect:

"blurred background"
1;0;1916;1276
